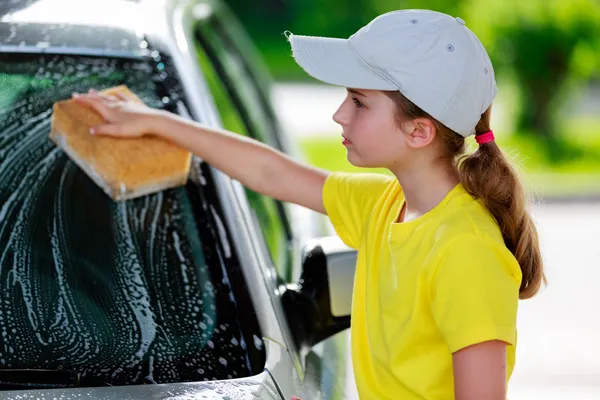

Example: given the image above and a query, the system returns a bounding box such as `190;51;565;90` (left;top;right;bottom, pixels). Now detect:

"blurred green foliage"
461;0;600;157
223;1;599;75
222;0;600;160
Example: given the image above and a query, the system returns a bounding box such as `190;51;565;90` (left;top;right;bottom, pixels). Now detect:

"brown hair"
384;91;546;299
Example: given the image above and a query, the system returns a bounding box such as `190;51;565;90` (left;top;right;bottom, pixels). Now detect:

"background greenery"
222;0;600;198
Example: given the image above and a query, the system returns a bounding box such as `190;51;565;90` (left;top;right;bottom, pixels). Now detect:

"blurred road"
273;83;600;399
508;203;600;399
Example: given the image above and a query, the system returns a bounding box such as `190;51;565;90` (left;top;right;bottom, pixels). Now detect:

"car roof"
0;0;154;57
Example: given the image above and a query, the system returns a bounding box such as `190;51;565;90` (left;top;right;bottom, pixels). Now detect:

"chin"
346;151;382;169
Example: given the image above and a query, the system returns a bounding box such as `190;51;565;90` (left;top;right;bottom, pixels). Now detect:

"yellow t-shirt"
323;172;522;400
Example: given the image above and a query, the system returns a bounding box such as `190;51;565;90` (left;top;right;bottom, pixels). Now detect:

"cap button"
455;17;466;26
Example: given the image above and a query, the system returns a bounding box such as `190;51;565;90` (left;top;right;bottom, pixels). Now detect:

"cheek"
351;111;398;147
347;113;403;166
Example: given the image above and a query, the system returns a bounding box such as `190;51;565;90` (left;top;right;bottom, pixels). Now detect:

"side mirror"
281;236;357;352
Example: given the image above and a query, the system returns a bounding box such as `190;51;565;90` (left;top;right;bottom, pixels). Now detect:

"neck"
390;162;460;218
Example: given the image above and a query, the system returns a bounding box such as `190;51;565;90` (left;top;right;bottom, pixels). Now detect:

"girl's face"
332;89;410;169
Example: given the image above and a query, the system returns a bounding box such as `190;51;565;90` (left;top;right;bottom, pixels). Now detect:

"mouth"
342;134;352;145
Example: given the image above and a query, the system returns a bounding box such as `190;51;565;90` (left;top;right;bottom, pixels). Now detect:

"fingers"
89;124;124;136
112;91;130;101
72;89;144;138
86;91;119;105
72;92;112;120
88;88;130;102
90;90;123;103
85;89;112;102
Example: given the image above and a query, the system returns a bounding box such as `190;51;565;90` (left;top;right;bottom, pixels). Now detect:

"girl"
73;9;545;400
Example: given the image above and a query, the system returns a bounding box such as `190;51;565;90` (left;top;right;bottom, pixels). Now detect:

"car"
0;0;358;398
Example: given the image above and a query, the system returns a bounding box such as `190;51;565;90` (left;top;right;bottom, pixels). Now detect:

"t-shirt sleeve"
431;234;522;353
322;172;394;249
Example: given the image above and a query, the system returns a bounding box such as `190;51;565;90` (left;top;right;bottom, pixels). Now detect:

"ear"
404;118;436;149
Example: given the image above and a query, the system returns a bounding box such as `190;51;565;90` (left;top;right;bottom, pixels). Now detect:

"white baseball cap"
287;9;498;137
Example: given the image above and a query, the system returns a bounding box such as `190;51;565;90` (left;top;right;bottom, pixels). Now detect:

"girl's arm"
72;91;329;214
452;340;508;400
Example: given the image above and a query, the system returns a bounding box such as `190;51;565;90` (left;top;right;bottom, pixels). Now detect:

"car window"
195;8;283;151
0;52;265;388
194;17;294;282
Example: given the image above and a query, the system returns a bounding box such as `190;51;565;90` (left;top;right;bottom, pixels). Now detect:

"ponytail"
459;109;545;299
385;91;546;299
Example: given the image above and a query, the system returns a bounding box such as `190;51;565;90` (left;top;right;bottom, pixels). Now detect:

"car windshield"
0;53;264;388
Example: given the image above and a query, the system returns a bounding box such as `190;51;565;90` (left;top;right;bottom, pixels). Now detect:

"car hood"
0;371;283;399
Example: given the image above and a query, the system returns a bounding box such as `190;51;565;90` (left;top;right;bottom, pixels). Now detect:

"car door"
192;10;295;285
190;4;354;399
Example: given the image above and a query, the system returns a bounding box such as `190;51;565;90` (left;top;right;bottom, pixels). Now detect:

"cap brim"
289;34;396;91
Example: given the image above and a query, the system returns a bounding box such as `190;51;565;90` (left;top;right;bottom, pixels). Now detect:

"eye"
352;97;364;108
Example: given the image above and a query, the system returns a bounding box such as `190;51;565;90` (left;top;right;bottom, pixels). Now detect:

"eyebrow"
347;88;367;97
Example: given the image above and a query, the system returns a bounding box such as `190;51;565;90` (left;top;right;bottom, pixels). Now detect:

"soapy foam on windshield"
49;85;192;201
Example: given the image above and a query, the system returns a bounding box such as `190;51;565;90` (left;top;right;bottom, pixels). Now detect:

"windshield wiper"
0;369;111;390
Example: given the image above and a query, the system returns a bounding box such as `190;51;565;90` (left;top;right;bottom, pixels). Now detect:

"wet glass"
0;53;264;387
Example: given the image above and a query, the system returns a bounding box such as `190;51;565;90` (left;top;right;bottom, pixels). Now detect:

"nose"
332;102;347;127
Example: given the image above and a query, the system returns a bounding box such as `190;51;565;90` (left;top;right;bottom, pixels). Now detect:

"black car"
0;0;357;398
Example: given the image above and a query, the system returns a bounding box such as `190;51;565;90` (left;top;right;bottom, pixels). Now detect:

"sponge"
50;85;192;201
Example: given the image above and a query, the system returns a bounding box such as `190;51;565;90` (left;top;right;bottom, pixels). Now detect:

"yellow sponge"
50;85;192;201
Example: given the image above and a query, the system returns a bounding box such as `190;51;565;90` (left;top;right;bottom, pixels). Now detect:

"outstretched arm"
73;90;329;214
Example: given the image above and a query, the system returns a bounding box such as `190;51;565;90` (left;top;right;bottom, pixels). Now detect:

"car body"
0;0;357;398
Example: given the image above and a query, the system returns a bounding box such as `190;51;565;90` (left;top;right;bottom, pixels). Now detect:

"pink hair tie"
475;130;494;145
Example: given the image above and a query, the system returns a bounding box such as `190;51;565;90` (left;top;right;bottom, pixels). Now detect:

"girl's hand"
71;89;167;138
